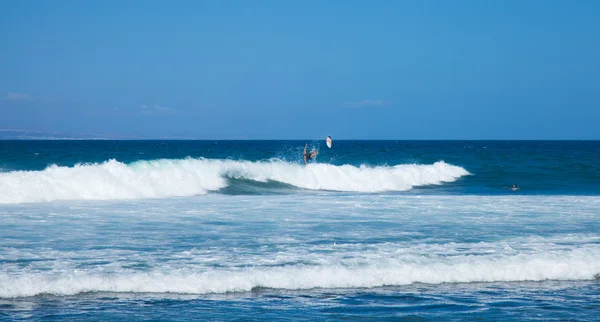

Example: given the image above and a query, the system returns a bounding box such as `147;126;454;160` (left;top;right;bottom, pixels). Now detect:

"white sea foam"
1;194;599;299
0;158;469;203
1;246;598;298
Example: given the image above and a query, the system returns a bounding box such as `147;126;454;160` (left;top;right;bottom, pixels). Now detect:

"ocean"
0;140;599;321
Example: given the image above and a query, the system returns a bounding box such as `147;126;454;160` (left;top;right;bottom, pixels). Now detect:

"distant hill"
0;129;115;140
0;129;201;140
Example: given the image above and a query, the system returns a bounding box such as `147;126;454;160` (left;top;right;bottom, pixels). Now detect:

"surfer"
511;184;520;191
303;144;318;165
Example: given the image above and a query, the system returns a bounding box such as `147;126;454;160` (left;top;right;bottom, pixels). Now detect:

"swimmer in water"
511;184;520;191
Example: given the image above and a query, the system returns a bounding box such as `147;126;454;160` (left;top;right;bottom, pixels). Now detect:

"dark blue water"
2;282;599;321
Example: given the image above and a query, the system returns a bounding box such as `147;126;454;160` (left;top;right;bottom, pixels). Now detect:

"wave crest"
0;158;470;203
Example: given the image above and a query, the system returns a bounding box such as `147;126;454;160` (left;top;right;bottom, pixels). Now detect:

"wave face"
0;158;469;203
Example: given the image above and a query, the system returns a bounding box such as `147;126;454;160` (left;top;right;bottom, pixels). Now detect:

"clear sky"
1;0;599;139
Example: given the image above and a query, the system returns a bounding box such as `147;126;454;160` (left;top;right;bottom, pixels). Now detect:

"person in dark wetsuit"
303;144;318;165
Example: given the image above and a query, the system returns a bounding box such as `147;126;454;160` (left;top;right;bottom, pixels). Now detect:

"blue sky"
1;0;599;139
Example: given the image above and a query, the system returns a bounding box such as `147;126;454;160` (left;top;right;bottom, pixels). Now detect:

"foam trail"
0;158;469;203
1;247;598;298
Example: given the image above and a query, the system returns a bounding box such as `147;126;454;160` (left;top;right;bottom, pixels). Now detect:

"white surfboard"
326;136;332;148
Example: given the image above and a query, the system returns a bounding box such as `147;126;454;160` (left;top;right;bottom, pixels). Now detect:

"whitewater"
2;237;599;298
1;193;600;299
0;158;469;203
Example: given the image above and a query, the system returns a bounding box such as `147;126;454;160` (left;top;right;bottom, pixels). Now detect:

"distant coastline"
0;129;196;140
2;129;599;141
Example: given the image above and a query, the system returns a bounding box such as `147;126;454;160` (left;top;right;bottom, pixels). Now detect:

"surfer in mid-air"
303;144;318;165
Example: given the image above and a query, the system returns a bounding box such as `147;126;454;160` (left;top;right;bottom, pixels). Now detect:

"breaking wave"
0;158;470;203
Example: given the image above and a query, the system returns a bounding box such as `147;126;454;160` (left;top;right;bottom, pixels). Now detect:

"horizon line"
1;138;599;141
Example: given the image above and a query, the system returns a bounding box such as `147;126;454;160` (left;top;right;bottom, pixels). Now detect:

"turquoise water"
0;140;599;321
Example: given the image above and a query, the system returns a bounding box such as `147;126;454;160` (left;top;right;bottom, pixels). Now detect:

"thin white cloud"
140;104;178;114
5;92;31;101
343;99;388;108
